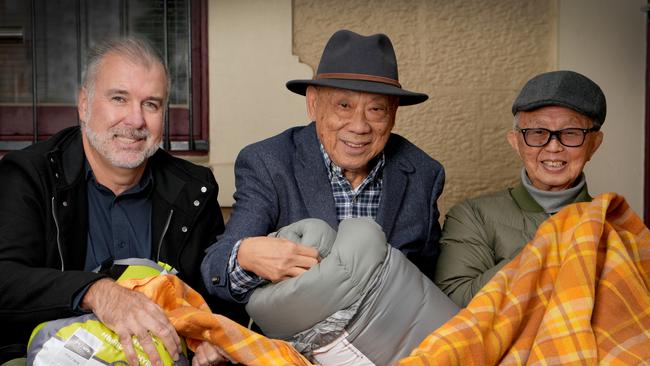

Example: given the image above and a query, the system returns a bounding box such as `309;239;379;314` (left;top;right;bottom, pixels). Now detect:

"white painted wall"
558;0;646;215
208;0;312;206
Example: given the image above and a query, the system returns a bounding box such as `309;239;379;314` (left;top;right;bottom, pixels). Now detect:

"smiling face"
78;52;167;170
306;86;398;187
507;106;603;192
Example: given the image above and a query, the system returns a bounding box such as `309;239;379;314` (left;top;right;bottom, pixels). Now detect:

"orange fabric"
399;193;650;366
119;275;312;366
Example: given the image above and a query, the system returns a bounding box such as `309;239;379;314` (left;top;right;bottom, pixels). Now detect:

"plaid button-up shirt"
228;144;385;296
323;146;384;220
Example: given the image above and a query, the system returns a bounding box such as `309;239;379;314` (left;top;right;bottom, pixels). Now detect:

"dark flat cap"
286;29;428;106
512;70;606;129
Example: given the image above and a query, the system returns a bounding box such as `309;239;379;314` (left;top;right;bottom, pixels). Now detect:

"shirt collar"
319;144;385;184
85;159;154;197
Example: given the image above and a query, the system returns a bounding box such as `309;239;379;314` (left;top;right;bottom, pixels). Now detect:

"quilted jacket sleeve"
434;200;509;307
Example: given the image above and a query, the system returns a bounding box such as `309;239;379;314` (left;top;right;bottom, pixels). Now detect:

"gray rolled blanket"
246;218;459;365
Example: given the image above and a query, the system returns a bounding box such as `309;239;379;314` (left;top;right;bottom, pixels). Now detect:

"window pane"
37;0;80;104
129;0;189;106
0;0;205;150
0;0;32;104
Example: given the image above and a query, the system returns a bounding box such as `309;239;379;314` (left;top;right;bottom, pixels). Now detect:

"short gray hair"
512;112;520;129
81;36;170;102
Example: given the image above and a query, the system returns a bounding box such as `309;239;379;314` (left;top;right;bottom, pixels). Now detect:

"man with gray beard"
0;37;237;366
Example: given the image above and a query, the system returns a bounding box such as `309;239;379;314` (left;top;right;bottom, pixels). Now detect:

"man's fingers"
136;331;163;366
293;243;319;258
118;333;140;366
192;354;206;366
86;280;182;365
149;321;181;359
281;267;308;281
134;309;181;363
239;236;322;281
293;254;319;270
290;243;319;270
193;341;228;366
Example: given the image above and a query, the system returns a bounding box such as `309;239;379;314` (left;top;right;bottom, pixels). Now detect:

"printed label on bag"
34;328;104;366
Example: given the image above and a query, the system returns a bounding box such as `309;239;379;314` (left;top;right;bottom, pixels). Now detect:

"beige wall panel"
208;0;312;206
292;0;554;215
558;0;645;215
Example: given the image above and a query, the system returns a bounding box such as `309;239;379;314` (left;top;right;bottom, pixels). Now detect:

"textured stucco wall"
292;0;555;215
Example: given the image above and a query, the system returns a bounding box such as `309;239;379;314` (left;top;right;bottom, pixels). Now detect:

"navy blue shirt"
84;162;154;271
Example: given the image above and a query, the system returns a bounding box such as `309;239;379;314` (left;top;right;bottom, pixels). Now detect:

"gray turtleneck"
521;168;585;214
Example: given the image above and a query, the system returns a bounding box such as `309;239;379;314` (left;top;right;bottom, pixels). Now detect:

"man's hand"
81;278;181;366
238;236;319;282
192;341;229;366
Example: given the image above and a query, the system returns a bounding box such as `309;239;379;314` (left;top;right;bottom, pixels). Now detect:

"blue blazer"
202;122;445;303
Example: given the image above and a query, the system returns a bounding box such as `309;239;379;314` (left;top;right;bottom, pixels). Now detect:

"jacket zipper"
157;209;174;262
51;196;65;271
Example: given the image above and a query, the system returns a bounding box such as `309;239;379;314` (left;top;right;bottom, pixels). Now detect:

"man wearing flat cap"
201;29;445;304
435;70;605;307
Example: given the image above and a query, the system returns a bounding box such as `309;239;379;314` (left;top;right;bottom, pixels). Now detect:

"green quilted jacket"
434;183;591;307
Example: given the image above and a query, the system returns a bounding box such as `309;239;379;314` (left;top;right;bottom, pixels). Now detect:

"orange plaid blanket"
119;275;313;366
399;193;650;366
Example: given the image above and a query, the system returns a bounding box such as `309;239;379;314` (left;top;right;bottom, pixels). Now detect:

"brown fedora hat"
286;29;428;106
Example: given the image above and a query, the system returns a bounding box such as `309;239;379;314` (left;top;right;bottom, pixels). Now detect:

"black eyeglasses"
515;126;598;147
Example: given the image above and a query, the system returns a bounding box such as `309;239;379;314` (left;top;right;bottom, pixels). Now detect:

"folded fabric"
398;193;650;365
26;259;188;366
120;275;313;366
28;313;187;366
27;258;312;366
246;218;459;365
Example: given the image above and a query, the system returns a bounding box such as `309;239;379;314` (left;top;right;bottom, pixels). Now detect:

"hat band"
314;73;402;88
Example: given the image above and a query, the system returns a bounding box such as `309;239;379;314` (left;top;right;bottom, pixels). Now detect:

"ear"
506;129;521;155
586;130;604;161
78;87;88;122
305;86;318;121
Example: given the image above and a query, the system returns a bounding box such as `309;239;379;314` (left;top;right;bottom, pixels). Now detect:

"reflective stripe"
51;197;64;271
156;209;174;262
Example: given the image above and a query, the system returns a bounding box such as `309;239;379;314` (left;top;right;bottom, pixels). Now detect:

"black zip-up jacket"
0;126;244;360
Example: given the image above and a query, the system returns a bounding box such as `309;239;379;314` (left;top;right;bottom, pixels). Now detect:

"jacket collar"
48;127;214;259
510;181;592;213
44;127;85;189
376;136;414;238
146;148;216;254
293;122;414;237
149;150;185;207
53;127;207;208
294;122;338;228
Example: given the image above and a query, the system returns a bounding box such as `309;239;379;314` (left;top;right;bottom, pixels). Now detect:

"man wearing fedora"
201;29;445;304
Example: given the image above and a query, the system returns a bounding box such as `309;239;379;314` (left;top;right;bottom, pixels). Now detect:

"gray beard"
81;120;159;169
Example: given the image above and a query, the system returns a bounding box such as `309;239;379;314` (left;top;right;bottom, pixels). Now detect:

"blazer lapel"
377;140;412;239
294;123;338;228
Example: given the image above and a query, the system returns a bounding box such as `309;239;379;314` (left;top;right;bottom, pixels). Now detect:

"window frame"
0;0;209;154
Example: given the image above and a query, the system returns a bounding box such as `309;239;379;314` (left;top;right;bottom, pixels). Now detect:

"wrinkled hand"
238;236;320;282
81;278;181;366
192;341;229;366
